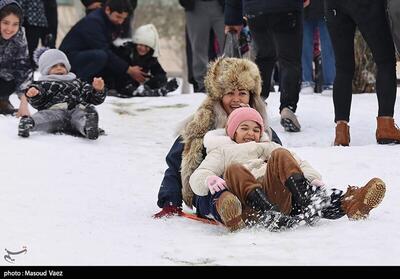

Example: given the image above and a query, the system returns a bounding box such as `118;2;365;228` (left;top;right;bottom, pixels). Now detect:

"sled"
180;211;219;226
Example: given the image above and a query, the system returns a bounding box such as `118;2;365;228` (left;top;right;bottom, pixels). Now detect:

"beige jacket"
189;129;322;196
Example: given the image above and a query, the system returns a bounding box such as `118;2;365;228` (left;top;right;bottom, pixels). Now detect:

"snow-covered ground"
1;86;399;266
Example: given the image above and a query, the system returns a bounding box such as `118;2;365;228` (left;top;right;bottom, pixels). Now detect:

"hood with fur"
180;57;271;208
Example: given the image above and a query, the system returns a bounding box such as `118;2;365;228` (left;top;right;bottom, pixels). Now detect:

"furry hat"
132;24;160;57
180;57;270;208
38;49;71;76
226;107;265;140
204;57;262;100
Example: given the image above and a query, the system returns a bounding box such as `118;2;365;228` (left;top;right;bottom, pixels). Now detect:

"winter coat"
304;0;324;21
387;0;400;54
18;0;48;27
59;8;129;75
225;0;303;25
0;0;32;95
178;0;225;12
26;79;106;111
190;129;321;196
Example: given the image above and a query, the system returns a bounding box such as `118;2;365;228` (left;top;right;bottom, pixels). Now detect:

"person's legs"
0;78;16;115
70;106;99;140
30;109;69;133
301;19;316;89
318;20;336;87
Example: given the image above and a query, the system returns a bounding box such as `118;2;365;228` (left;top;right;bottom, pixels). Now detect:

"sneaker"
216;191;245;232
18;116;34;138
321;85;333;96
300;86;314;95
83;106;99;140
341;178;386;220
280;107;301;132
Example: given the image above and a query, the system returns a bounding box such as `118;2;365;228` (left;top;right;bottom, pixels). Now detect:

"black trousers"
325;0;397;122
248;11;303;113
0;78;15;100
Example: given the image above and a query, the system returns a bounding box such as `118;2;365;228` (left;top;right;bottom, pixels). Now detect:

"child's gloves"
310;179;325;188
206;175;227;194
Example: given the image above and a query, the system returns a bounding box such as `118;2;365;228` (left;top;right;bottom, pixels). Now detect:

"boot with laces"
215;191;245;232
341;178;386;220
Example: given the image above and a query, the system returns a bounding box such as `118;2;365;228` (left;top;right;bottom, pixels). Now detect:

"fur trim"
204;57;262;100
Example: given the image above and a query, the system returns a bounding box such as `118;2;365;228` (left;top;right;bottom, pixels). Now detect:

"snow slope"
1;87;399;266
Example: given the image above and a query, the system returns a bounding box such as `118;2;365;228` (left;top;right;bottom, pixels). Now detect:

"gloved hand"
310;179;325;188
206;175;227;194
153;204;182;218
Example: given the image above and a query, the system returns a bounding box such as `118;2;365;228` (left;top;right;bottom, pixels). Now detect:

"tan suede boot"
341;178;386;220
216;191;245;232
334;122;350;146
376;116;400;144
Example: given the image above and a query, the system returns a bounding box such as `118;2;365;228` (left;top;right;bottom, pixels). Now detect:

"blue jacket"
59;9;129;75
225;0;303;25
157;129;282;208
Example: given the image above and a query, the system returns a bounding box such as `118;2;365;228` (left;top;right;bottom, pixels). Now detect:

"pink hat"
226;107;264;139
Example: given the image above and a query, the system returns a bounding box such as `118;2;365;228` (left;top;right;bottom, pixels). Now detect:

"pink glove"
206;175;227;194
310;179;325;188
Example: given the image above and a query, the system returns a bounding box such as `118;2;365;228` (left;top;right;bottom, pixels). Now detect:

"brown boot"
341;178;386;220
216;191;245;232
334;122;350;146
376;116;400;144
0;99;17;115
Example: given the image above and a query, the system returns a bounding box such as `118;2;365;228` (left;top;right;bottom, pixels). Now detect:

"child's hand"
26;87;39;97
92;77;104;92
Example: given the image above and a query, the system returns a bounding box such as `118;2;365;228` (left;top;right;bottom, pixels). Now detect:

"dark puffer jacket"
27;80;106;111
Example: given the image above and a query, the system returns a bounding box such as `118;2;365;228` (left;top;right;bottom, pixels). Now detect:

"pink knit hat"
226;107;264;139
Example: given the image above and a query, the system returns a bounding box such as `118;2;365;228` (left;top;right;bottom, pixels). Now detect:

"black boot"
0;99;17;115
83;106;99;140
285;173;329;224
18;116;35;138
246;187;278;212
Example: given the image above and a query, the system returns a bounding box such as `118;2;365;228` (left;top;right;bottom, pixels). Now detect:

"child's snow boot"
18;116;35;138
83;106;99;140
216;191;245;232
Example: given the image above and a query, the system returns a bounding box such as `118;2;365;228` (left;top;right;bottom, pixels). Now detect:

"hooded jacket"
0;0;32;95
180;57;273;208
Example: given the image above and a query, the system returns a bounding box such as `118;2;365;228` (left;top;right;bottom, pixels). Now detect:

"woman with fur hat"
154;57;282;218
189;107;386;231
0;0;32;116
110;23;178;97
18;48;106;140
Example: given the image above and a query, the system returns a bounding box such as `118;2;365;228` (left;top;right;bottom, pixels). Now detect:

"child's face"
234;120;261;144
222;89;250;115
0;13;20;40
48;63;67;75
136;44;150;56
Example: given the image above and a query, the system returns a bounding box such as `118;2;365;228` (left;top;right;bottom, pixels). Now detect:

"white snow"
1;86;400;266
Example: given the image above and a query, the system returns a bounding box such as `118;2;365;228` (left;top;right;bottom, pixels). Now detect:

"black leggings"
325;0;397;122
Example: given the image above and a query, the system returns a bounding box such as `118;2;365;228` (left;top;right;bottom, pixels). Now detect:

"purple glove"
207;175;227;194
153;204;182;218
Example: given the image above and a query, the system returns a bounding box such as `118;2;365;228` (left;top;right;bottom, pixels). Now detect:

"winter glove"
153;204;182;218
206;175;227;195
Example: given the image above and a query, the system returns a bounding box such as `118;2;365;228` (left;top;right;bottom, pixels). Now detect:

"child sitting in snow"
18;48;106;140
189;107;386;232
110;23;178;97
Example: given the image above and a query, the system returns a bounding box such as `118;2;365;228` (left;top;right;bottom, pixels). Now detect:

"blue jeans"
302;19;336;87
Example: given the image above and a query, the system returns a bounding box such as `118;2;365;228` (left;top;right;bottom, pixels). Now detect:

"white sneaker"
300;86;314;95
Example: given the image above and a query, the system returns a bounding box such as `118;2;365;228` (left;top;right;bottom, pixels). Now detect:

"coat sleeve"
80;80;106;105
26;84;49;109
189;149;225;196
157;136;185;208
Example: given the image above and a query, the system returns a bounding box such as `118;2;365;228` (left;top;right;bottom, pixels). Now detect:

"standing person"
18;49;106;140
325;0;400;146
190;107;386;231
301;0;335;95
153;57;282;218
225;0;304;133
0;0;31;116
59;0;133;85
18;0;48;67
42;0;58;49
179;0;225;93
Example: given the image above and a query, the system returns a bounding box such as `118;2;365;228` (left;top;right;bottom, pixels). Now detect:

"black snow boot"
83;106;99;140
246;187;278;212
18;116;35;138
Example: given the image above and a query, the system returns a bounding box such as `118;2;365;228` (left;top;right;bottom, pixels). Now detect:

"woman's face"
221;89;250;115
0;13;20;40
234;120;261;144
